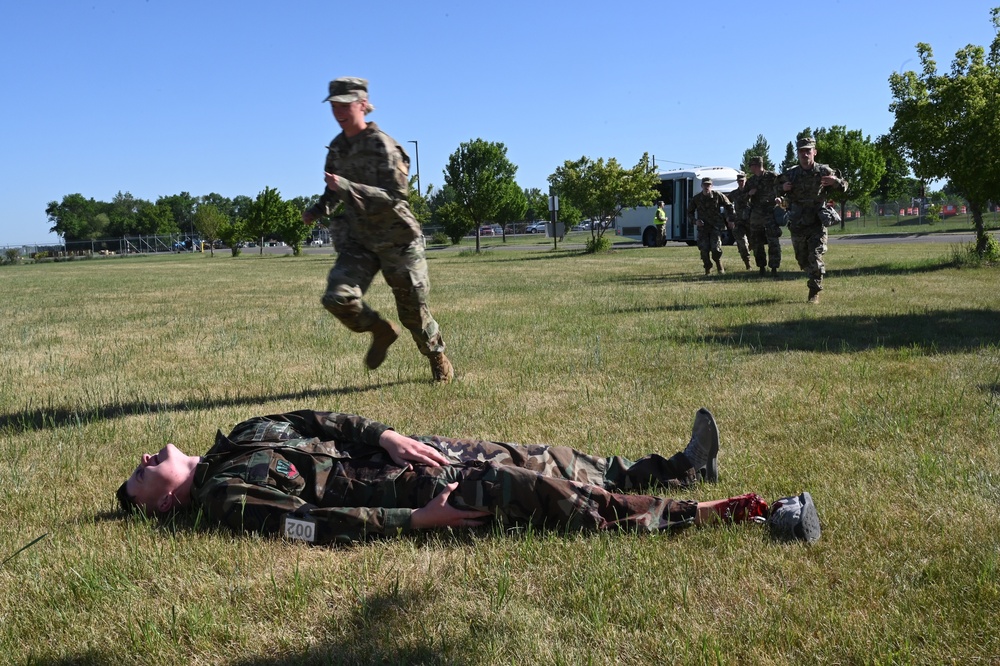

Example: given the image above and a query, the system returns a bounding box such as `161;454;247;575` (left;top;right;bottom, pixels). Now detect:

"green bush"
949;237;1000;267
584;235;612;253
430;231;449;245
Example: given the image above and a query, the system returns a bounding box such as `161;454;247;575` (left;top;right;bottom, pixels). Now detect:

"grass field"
1;240;999;665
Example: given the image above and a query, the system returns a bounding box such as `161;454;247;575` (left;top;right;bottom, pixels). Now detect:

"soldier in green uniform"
745;156;783;277
775;137;848;303
115;408;811;545
687;177;736;275
728;173;753;270
301;77;453;381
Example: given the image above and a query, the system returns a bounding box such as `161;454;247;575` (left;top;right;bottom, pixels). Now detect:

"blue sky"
1;0;995;246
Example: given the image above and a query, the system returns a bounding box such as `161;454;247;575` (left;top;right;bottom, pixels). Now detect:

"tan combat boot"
429;352;454;383
807;286;820;304
743;257;752;270
364;320;400;370
714;259;725;274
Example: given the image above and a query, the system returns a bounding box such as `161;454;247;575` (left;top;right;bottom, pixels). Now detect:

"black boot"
683;408;719;482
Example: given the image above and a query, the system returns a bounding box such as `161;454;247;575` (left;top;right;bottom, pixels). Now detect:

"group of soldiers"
684;136;848;304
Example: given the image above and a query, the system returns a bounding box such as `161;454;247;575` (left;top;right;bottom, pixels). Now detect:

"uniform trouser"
393;435;699;533
790;224;828;291
322;234;445;355
655;224;666;246
748;217;782;269
732;222;751;263
696;227;724;269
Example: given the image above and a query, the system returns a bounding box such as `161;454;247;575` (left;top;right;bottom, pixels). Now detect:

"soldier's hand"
380;431;452;468
782;182;792;192
302;209;318;225
324;172;340;190
820;175;839;187
411;483;492;529
748;188;757;196
727;221;735;230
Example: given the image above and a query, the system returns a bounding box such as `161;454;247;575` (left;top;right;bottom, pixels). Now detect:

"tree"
435;201;474;244
193;204;227;256
134;200;177;235
444;138;522;253
407;177;432;228
106;191;144;237
272;197;311;256
813;126;886;228
245;187;305;255
158;192;198;238
493;181;528;240
548;153;659;252
46;193;99;241
217;217;250;256
523;187;549;222
873;135;914;203
889;7;1000;256
780;141;797;173
200;193;235;222
740;134;775;173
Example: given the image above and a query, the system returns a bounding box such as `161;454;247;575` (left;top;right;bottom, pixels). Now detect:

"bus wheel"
642;228;656;247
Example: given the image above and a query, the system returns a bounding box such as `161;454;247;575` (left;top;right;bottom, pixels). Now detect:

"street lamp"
407;140;421;194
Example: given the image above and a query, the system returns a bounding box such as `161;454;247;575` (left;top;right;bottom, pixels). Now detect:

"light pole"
407;140;421;194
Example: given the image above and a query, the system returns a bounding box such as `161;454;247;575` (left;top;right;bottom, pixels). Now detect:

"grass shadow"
611;296;784;314
669;308;1000;353
0;381;419;434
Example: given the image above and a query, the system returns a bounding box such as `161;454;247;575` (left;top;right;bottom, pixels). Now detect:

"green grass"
1;243;999;664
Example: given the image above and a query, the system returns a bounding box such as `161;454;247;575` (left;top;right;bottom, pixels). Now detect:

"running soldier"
687;177;736;275
728;173;753;270
301;77;453;381
745;156;783;277
776;137;848;303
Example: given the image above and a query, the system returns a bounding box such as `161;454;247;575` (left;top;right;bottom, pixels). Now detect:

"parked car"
479;225;495;236
310;239;323;246
526;221;547;234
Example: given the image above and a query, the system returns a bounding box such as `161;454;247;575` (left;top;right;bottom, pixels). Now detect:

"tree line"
47;8;1000;259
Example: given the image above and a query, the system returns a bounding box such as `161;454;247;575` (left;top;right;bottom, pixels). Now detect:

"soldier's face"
736;179;745;188
124;443;190;514
798;148;816;169
331;100;366;131
702;183;712;193
750;164;763;176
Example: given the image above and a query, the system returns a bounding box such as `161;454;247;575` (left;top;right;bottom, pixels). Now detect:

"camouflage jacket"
686;190;734;231
744;170;780;216
775;163;848;228
728;185;750;221
190;410;417;545
306;122;422;247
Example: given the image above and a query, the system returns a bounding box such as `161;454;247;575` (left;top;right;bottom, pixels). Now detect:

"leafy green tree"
444;138;522;253
436;201;474;244
873;135;913;203
158;192;198;237
889;6;1000;256
740;134;775;172
105;191;144;237
272;201;311;256
217;217;250;256
46;193;99;241
814;126;887;228
200;193;235;222
494;181;528;240
407;177;432;227
232;195;254;223
134;200;177;235
780;141;797;173
523;187;549;223
193;204;227;256
548;153;659;252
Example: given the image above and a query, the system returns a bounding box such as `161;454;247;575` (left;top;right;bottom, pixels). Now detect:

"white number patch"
283;516;317;543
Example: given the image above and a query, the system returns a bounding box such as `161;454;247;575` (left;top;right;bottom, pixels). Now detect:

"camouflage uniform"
306;83;444;358
727;178;752;268
775;141;848;296
744;164;783;271
687;185;735;273
190;410;700;545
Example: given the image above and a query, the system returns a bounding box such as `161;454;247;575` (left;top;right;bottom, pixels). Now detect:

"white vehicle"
615;166;740;246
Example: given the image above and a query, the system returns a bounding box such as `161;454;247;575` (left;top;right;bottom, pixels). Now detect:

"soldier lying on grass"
117;408;820;544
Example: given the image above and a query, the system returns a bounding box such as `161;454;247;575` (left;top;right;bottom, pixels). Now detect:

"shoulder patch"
275;459;300;480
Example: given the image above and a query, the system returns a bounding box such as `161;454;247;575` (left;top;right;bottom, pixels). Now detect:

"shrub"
430;231;449;246
949;238;1000;267
584;235;612;253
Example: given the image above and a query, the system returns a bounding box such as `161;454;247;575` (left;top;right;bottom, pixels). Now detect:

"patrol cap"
796;136;816;150
749;156;763;167
701;177;713;184
736;172;746;180
324;77;369;103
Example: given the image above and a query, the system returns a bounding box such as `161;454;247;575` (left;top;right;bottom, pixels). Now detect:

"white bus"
615;166;741;246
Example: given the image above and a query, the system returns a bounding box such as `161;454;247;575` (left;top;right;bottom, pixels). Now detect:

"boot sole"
797;492;821;543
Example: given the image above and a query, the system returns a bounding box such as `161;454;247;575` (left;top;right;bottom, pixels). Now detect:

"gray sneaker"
768;491;821;543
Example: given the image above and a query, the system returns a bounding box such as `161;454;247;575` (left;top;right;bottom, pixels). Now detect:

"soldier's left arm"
821;167;848;194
